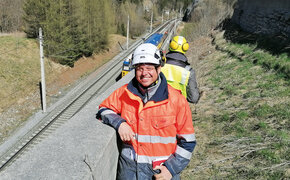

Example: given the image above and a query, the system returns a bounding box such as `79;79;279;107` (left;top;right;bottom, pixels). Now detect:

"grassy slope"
0;33;126;143
0;34;66;141
181;31;289;179
0;35;40;109
0;35;61;110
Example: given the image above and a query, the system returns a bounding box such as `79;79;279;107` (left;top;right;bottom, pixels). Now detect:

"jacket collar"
127;72;168;102
166;51;190;65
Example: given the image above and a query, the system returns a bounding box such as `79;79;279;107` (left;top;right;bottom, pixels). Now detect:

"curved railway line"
0;19;179;171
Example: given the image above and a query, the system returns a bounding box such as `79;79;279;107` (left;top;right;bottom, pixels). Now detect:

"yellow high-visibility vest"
162;64;190;98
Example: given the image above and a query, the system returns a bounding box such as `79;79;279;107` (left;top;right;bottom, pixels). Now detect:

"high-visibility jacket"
163;51;200;104
97;73;196;177
162;63;191;98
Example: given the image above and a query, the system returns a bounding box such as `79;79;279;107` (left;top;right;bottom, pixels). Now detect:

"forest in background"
0;0;192;66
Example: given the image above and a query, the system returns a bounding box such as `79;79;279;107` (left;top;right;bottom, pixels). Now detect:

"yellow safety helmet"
169;36;189;54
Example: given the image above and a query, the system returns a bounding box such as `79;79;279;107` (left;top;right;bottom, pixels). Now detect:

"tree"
23;0;117;66
23;0;48;37
0;0;24;32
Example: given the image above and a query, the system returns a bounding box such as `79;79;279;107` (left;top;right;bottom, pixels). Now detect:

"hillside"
181;29;289;179
0;33;127;143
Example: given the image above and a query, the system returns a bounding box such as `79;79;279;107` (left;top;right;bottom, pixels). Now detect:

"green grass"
182;32;290;179
225;42;290;79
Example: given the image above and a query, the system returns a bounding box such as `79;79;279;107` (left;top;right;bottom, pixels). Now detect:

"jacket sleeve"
96;86;126;131
186;68;200;104
164;99;196;176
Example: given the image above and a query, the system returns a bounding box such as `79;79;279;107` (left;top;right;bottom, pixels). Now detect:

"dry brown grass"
0;33;127;143
0;32;25;37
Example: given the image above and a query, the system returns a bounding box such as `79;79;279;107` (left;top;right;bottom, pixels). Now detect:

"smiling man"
97;43;196;180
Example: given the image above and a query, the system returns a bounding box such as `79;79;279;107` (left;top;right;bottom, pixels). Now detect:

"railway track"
0;19;178;171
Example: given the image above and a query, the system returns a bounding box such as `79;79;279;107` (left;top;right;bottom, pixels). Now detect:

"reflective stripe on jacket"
161;63;190;98
98;73;196;177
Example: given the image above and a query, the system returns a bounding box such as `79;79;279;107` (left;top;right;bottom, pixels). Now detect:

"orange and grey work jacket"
97;73;196;177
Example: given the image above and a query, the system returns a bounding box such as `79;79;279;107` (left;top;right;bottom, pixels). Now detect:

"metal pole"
174;16;176;34
176;15;178;33
162;11;163;24
150;10;153;33
39;28;46;113
127;15;129;50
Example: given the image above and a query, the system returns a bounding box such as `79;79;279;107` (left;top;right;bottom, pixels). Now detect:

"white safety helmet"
132;43;161;66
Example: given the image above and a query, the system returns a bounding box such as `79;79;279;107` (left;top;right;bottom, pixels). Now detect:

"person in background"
162;35;200;104
97;43;196;180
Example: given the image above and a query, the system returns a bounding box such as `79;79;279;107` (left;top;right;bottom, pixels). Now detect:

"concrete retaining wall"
0;71;135;180
231;0;290;36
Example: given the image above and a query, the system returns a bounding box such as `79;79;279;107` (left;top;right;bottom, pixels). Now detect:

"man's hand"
153;165;172;180
118;122;135;142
